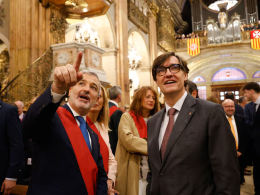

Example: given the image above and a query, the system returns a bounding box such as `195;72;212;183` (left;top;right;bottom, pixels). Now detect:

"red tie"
161;108;176;159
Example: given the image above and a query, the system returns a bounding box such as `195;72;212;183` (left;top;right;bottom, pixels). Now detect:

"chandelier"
128;34;142;70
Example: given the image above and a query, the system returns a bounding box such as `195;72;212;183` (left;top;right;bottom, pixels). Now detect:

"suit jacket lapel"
160;94;196;170
150;108;165;168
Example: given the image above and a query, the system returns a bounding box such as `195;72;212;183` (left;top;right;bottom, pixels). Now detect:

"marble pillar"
115;0;130;105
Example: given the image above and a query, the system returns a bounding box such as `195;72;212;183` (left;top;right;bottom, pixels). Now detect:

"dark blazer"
146;94;240;195
108;102;123;155
235;103;244;116
22;87;108;195
0;101;23;184
234;114;248;155
244;102;260;158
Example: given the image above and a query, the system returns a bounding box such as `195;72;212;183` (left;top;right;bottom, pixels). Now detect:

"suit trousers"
254;158;260;195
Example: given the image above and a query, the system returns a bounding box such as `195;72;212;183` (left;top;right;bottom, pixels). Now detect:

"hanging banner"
187;38;200;56
251;30;260;50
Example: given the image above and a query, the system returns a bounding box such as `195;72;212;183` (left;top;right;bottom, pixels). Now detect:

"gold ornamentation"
128;0;149;34
148;0;159;18
0;48;9;93
50;12;69;44
0;48;53;110
0;0;6;27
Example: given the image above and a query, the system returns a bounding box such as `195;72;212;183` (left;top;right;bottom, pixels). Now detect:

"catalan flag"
251;30;260;50
187;38;200;56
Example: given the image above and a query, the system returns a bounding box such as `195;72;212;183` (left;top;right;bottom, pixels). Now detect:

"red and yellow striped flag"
187;38;200;56
251;30;260;50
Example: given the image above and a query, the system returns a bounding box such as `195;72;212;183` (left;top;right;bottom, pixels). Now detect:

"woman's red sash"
86;116;109;174
128;111;147;139
57;107;97;195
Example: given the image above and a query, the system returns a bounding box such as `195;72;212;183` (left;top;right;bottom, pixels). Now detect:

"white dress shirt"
254;96;260;111
51;90;92;148
109;100;118;107
158;91;188;150
226;115;239;146
19;112;24;120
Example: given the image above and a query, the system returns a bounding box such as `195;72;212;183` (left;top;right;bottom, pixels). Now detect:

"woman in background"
87;86;118;195
115;86;159;195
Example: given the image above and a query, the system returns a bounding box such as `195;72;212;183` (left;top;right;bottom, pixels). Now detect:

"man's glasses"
224;106;235;108
155;64;183;77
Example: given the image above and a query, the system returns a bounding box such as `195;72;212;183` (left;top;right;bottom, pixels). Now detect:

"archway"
128;31;149;102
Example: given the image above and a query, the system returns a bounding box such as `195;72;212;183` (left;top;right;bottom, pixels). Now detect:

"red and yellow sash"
128;111;147;139
109;106;118;117
86;116;109;174
57;107;98;195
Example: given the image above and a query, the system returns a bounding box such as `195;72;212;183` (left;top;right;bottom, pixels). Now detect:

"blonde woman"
115;86;159;195
87;86;118;195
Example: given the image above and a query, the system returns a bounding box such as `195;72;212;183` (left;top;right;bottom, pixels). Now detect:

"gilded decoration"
0;48;53;109
0;0;5;27
128;0;149;34
50;12;69;44
0;48;9;93
174;37;208;50
157;7;175;51
148;0;159;18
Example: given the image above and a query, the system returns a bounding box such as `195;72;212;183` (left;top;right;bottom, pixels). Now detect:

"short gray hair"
81;70;101;95
109;86;122;99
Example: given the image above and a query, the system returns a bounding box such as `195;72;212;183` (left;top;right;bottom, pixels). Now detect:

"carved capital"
148;0;159;18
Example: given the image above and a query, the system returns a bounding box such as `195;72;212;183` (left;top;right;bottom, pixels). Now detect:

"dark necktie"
253;103;257;116
161;108;176;159
76;116;91;152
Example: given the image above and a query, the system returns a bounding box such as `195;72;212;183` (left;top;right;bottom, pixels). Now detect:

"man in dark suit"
0;101;23;195
225;92;244;116
238;96;247;108
146;52;240;195
222;99;248;184
243;82;260;195
108;86;123;155
185;80;199;98
22;52;108;195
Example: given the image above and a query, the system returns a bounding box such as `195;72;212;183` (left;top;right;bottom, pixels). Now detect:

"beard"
69;91;96;110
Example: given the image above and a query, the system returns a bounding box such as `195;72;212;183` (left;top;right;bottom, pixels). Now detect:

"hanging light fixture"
128;34;142;70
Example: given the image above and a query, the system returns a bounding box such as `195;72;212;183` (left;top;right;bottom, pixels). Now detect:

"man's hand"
107;179;120;195
1;179;16;195
52;52;83;94
237;151;242;157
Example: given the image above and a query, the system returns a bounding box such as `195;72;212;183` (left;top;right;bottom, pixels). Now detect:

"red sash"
128;111;147;139
86;116;109;174
109;106;118;117
57;107;97;195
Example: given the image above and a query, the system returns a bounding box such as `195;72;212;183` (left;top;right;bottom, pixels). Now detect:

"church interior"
0;0;260;194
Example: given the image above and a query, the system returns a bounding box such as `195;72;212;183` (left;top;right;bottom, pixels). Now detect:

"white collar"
67;103;86;121
226;115;234;120
165;91;188;115
19;112;24;120
254;96;260;105
109;100;118;107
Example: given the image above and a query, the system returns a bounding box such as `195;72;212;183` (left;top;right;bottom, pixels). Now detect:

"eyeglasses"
155;64;183;77
224;106;235;108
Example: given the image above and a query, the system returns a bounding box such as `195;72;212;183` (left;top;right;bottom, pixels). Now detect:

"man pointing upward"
22;52;108;195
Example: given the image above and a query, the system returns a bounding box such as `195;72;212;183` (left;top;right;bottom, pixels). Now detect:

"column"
115;0;130;105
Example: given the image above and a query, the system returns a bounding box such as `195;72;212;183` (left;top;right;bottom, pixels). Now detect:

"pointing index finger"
73;51;83;72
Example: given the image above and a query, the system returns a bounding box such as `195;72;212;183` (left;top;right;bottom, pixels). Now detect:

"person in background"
181;34;186;40
246;24;251;31
206;96;219;104
14;101;24;121
225;92;244;116
119;105;127;113
0;100;23;195
243;82;260;195
222;99;248;184
258;21;260;29
251;23;256;30
239;96;248;108
185;80;199;98
243;24;248;31
115;86;159;195
87;86;118;195
195;33;199;38
108;86;123;155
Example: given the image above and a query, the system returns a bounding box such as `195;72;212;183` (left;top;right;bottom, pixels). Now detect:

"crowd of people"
240;21;260;32
1;51;260;195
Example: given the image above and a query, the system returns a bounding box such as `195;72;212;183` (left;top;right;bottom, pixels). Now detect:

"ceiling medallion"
65;0;88;10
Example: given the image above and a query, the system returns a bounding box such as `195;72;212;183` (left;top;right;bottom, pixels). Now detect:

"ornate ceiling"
41;0;113;19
